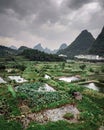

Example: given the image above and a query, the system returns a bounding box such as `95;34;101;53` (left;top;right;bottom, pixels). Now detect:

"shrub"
63;113;74;120
89;68;94;72
12;64;26;71
79;64;86;70
101;66;104;73
0;63;6;70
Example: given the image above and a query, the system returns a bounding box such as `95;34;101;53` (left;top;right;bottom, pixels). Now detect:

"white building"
58;54;67;58
75;55;104;60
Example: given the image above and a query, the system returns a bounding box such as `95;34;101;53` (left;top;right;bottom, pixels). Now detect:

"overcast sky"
0;0;104;49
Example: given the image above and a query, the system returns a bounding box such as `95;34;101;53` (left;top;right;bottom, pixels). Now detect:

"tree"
61;62;65;69
0;63;6;70
79;64;86;70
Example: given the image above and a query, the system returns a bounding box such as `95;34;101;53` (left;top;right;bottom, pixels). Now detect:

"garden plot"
16;83;69;112
8;76;27;83
0;77;6;83
59;76;80;82
20;104;80;128
16;83;56;92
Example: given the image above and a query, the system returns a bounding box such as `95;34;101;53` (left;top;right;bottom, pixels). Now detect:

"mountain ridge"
33;43;67;54
89;26;104;56
9;45;18;50
57;30;95;58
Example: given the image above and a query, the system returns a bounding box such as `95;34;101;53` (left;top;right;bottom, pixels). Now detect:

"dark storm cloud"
0;0;60;37
61;0;104;10
0;13;26;37
61;0;94;10
0;0;103;26
99;0;104;7
0;0;14;13
0;0;104;49
0;0;29;16
0;0;59;22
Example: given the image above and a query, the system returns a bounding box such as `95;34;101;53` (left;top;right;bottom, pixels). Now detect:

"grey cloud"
88;10;104;30
34;6;60;25
0;0;61;37
61;0;94;10
0;0;14;12
0;13;26;37
98;0;104;7
0;0;22;16
0;0;59;21
61;0;104;11
0;0;104;49
0;0;25;15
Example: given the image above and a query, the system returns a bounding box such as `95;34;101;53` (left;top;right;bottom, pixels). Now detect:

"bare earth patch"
38;84;56;92
8;76;27;83
99;126;104;130
20;104;80;128
0;77;6;83
59;76;80;82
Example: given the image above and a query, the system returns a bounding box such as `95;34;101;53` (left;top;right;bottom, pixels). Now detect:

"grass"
0;116;23;130
0;60;104;130
26;120;99;130
63;113;74;120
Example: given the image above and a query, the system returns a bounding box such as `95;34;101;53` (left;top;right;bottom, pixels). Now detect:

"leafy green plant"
63;112;74;120
89;68;94;72
8;85;16;98
79;64;86;70
16;82;70;111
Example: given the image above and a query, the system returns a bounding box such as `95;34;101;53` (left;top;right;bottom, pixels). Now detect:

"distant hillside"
33;43;67;54
9;45;17;50
0;45;64;61
89;26;104;56
57;30;95;58
44;48;52;54
0;45;16;57
18;46;30;53
21;49;65;61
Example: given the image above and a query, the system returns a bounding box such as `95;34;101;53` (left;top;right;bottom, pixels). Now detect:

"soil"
19;104;80;128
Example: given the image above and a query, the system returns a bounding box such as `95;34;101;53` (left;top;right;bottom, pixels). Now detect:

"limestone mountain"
59;43;67;50
33;43;44;52
9;45;18;50
44;48;52;54
57;30;95;58
89;26;104;56
33;43;67;54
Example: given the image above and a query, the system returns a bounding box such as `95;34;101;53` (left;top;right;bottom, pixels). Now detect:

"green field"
0;59;104;130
